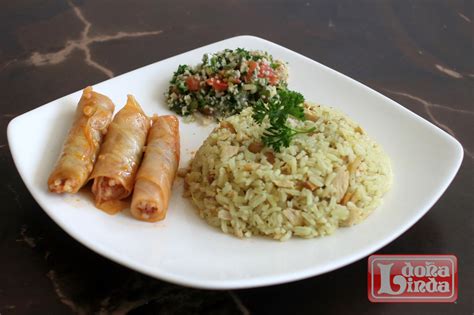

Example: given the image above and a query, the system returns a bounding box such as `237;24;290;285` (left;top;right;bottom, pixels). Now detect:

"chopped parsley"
253;89;315;152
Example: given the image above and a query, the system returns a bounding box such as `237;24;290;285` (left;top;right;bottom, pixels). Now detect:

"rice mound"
185;104;392;240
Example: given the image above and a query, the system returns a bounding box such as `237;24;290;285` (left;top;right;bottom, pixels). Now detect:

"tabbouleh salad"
166;48;289;119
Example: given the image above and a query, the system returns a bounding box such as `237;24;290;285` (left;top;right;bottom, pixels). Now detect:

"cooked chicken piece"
220;145;239;160
331;168;350;202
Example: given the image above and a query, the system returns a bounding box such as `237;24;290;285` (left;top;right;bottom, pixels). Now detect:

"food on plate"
131;115;180;222
166;48;288;119
90;95;151;213
48;86;115;193
185;104;392;240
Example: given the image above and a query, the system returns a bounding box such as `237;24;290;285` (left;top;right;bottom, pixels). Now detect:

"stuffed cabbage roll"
131;115;180;222
48;86;115;193
90;95;150;213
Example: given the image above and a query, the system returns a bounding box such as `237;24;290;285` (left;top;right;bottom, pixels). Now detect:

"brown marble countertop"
1;1;472;314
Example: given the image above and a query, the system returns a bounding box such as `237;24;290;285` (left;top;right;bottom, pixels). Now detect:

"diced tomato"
206;77;228;91
245;61;258;82
257;63;270;78
244;61;278;85
267;74;279;85
213;80;228;91
186;76;200;91
258;63;278;85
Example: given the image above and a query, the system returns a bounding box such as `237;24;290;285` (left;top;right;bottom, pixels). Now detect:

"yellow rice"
185;104;392;240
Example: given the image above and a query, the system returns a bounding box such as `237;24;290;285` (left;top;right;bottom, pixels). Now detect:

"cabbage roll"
90;95;150;213
131;115;180;222
48;86;115;193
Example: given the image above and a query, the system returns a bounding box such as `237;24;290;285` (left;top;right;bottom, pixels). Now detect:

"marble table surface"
1;1;472;314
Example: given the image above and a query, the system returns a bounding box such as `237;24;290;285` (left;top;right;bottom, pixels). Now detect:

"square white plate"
8;36;463;289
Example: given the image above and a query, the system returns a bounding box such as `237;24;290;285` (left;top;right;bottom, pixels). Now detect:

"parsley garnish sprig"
252;89;315;152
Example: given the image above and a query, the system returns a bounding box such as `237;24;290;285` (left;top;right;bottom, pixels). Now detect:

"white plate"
8;36;463;289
